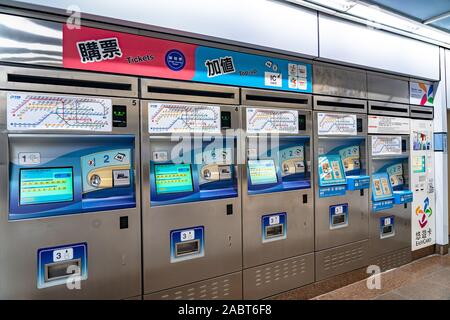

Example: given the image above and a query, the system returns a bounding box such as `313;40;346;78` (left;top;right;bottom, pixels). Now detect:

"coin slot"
175;240;200;257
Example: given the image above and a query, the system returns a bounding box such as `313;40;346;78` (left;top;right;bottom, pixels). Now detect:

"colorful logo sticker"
415;197;433;229
410;82;434;106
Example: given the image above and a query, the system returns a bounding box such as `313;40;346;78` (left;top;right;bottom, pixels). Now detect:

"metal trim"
140;78;239;105
368;101;410;117
313;95;368;113
0;65;139;98
241;88;311;110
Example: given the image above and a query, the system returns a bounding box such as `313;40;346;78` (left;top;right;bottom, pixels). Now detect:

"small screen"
113;105;127;127
155;163;194;195
248;159;278;185
20;167;74;206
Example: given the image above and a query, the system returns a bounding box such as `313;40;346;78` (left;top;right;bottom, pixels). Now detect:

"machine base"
144;272;242;300
369;247;412;272
315;239;369;281
243;253;315;300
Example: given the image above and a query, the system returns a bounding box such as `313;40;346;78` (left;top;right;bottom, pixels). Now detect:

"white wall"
11;0;319;57
433;48;448;246
318;13;441;81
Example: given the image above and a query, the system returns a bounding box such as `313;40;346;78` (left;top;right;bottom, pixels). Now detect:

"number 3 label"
53;248;74;262
180;230;195;242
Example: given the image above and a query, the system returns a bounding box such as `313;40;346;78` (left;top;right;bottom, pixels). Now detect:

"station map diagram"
149;103;221;133
246;108;298;133
7;93;112;131
317;113;356;135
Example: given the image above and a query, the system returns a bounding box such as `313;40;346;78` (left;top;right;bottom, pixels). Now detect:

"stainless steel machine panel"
243;253;314;300
315;239;369;281
0;73;141;299
241;88;314;299
141;86;242;295
144;272;242;300
313;63;367;99
367;72;409;104
369;247;412;272
368;135;411;258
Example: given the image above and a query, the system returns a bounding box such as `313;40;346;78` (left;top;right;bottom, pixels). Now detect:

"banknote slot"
175;240;200;257
265;224;284;239
44;259;81;282
113;169;131;187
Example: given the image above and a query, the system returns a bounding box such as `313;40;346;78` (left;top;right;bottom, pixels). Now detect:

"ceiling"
365;0;450;33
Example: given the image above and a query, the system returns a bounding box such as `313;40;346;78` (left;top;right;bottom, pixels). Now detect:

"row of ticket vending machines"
0;65;434;299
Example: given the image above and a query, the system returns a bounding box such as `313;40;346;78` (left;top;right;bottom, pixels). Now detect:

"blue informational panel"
37;242;88;289
193;47;312;93
261;212;287;243
9;136;136;220
150;138;238;206
247;137;311;195
170;226;205;263
318;155;346;187
371;172;393;201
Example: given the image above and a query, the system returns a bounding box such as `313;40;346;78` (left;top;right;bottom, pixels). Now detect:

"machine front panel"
242;107;314;270
9;135;136;220
0;88;141;299
141;100;242;295
368;134;412;257
313;112;369;252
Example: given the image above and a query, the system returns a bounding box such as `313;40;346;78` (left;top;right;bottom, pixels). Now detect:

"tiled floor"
312;254;450;300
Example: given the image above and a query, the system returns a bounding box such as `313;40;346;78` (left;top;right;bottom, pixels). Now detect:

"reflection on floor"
313;254;450;300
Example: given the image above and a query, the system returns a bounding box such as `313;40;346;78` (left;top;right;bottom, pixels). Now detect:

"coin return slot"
175;240;200;257
331;214;346;227
382;225;393;235
45;259;81;282
381;224;395;238
265;224;284;239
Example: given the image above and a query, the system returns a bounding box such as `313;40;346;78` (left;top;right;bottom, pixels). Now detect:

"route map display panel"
371;136;402;156
7;92;112;131
148;103;221;134
317;113;357;136
246;108;298;134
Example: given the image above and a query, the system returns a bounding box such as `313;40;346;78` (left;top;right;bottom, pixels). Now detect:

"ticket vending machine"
140;79;242;299
368;102;413;269
313;96;370;281
241;89;314;299
0;66;141;299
